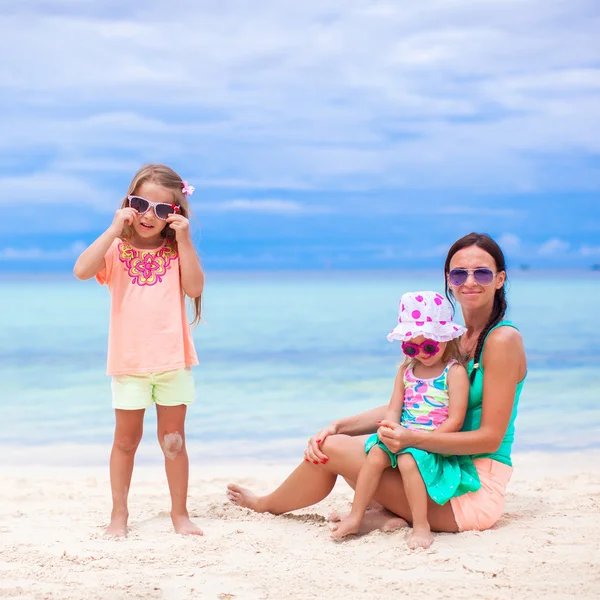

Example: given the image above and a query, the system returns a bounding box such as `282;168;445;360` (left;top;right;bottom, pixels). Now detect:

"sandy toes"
330;515;362;540
227;483;264;512
172;513;203;536
407;526;434;550
105;510;128;538
329;507;408;536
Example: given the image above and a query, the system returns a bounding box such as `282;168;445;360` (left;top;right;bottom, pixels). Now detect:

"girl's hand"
166;214;191;241
110;208;137;234
304;423;338;465
376;420;410;454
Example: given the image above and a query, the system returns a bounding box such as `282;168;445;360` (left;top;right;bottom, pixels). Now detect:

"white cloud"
580;245;600;256
200;199;330;214
538;238;570;256
439;207;523;217
497;233;521;251
0;0;599;197
0;241;86;261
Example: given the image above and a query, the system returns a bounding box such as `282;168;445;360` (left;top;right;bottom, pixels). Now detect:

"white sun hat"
387;290;466;343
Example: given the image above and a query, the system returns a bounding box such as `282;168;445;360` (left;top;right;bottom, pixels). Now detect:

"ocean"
1;270;598;464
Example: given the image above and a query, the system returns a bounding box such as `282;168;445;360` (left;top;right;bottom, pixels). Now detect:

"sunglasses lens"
402;343;417;357
422;342;438;355
449;269;468;286
155;203;176;220
129;196;149;214
474;268;494;285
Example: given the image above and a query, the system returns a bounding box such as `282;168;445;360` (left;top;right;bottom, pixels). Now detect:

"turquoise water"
1;271;599;462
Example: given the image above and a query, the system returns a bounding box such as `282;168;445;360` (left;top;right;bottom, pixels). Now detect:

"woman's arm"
432;363;469;434
379;327;526;456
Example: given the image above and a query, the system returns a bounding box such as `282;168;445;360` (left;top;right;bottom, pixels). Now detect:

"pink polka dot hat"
387;291;467;343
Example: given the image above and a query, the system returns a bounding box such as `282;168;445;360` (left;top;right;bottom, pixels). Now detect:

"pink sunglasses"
401;339;440;357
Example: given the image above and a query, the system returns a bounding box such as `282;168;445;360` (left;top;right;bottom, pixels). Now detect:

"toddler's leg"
331;445;391;540
397;453;434;549
107;409;145;537
156;404;202;535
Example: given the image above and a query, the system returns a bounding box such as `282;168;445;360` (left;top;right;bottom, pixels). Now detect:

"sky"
0;0;599;272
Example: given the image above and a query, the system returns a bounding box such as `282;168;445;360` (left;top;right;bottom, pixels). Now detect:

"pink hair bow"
181;181;195;196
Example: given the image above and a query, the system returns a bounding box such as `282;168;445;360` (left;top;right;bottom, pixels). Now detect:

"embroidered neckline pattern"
118;241;178;286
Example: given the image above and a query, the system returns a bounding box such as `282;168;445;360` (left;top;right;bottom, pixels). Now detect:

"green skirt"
365;433;481;506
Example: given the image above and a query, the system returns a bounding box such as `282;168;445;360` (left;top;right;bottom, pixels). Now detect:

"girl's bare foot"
226;484;266;512
329;507;408;534
105;510;128;538
407;525;434;550
171;512;203;536
330;515;362;540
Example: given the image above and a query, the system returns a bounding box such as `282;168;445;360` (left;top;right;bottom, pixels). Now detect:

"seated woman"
227;233;527;538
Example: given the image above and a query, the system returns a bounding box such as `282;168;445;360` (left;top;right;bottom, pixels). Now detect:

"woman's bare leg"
228;434;459;533
397;453;434;549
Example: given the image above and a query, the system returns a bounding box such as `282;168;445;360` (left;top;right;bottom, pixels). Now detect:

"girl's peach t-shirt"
96;238;199;376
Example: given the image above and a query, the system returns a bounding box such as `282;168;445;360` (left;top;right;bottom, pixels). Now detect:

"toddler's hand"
376;421;408;454
110;208;137;234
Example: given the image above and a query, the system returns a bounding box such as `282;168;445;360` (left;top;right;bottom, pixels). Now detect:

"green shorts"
111;368;195;410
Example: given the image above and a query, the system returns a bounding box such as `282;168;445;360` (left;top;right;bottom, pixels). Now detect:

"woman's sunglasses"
448;268;495;286
401;339;440;357
128;195;180;221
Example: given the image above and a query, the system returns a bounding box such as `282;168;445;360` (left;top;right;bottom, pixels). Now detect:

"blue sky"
1;0;599;272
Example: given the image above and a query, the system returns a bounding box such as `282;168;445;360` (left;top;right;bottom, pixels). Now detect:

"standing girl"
330;291;480;548
74;164;204;537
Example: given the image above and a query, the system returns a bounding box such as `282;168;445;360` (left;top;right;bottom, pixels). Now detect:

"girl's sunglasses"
449;268;495;286
402;339;440;357
128;195;180;221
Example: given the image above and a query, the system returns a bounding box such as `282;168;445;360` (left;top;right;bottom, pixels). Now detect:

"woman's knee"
320;434;361;460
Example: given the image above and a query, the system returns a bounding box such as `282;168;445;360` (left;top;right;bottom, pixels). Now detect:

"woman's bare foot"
105;509;128;538
226;484;266;512
407;525;434;550
330;515;362;540
329;507;408;535
171;512;203;536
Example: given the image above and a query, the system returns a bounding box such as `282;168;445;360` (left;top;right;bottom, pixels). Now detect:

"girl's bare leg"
330;445;390;539
227;434;459;533
156;404;202;535
397;453;434;549
107;409;145;537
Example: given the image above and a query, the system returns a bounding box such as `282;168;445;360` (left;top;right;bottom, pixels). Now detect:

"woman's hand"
167;214;191;241
304;423;338;464
376;420;412;454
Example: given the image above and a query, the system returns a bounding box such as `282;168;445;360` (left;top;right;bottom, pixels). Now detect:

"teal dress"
365;359;480;505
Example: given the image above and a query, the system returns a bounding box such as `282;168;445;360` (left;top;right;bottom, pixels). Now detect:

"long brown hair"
120;164;202;325
444;232;507;382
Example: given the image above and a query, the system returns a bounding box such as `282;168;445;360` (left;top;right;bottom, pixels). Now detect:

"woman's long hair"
444;233;507;383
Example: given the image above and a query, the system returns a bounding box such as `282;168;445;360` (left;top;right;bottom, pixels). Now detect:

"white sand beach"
1;450;599;600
